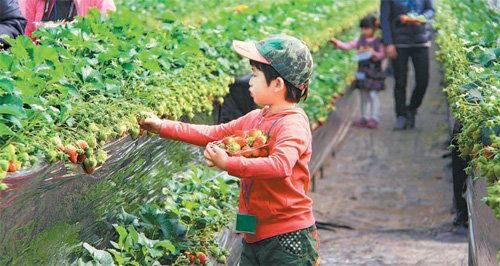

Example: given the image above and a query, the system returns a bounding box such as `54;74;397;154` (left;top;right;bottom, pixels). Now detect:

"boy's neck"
267;103;296;115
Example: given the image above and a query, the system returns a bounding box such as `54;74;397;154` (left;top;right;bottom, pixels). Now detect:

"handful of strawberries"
215;129;270;158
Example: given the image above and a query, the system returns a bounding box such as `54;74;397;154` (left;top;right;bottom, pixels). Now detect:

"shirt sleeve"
22;0;36;38
226;116;310;180
335;37;360;50
380;0;392;45
159;109;259;147
97;0;117;16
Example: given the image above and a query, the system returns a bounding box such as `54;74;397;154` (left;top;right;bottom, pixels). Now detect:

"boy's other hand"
204;143;228;171
328;37;338;45
203;148;215;167
139;114;162;134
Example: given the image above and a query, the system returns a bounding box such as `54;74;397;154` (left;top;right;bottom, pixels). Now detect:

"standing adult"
20;0;116;39
0;0;27;49
380;0;434;130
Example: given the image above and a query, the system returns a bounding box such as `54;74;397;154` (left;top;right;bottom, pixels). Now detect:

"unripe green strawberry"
0;160;9;172
217;255;226;264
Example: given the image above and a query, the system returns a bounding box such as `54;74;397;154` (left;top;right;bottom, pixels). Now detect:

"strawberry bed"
434;0;499;218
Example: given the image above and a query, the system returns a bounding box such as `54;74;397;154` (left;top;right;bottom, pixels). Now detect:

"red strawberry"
259;148;269;157
235;130;247;138
249;129;264;138
318;119;325;126
251;148;261;158
8;160;17;172
484;145;497;158
78;140;88;150
234;136;248;147
223;136;235;145
241;146;253;158
331;99;336;105
64;144;78;163
333;93;339;99
197;252;208;264
252;135;267;147
312;122;319;131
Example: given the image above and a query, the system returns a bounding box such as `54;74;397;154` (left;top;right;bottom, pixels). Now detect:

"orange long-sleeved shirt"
160;106;315;243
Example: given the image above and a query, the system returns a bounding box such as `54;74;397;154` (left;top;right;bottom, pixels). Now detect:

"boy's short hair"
250;60;309;103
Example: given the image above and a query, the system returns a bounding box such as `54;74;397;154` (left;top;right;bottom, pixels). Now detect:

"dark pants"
451;120;469;225
392;47;430;117
240;225;320;266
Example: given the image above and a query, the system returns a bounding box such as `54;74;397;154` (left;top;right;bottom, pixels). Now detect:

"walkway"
310;41;468;265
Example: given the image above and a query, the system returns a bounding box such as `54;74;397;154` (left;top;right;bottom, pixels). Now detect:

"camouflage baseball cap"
232;35;313;90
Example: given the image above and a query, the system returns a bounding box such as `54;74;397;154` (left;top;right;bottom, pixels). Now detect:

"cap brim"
232;40;270;64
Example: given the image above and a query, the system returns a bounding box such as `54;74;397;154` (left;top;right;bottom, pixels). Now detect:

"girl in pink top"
19;0;116;39
329;14;386;129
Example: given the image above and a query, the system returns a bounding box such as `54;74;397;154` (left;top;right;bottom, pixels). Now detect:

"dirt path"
310;41;468;265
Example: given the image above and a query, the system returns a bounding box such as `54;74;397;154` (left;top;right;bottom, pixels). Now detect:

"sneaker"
353;118;368;128
393;116;407;130
407;109;417;128
367;119;379;129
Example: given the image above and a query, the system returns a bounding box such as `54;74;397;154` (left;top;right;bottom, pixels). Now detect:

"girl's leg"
360;90;369;120
370;90;380;121
354;90;370;128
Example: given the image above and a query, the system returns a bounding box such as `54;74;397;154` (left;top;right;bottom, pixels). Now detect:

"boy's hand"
139;114;162;134
204;143;228;171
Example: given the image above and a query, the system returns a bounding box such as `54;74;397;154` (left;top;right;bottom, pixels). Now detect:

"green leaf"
0;54;13;70
113;224;128;250
0;78;14;93
0;123;14;136
0;104;27;118
155;240;175;254
82;242;114;266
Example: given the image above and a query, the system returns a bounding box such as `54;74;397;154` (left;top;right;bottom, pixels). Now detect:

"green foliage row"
434;0;500;219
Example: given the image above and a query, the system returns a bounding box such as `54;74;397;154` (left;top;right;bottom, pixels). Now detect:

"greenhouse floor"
309;41;468;265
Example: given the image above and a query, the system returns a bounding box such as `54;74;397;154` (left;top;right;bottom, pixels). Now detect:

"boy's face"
249;66;275;106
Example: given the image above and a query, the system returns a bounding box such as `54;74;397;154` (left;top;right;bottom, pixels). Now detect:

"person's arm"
226;117;310;180
153;109;261;147
380;0;392;45
334;37;360;51
422;0;434;21
0;0;28;46
22;0;36;38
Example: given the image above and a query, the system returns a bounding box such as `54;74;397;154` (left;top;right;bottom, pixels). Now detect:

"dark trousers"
392;47;430;117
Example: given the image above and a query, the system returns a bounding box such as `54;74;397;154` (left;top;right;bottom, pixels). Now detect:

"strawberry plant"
78;165;239;265
435;0;499;221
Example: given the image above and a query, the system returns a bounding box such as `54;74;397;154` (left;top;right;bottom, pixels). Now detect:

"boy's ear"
272;77;286;93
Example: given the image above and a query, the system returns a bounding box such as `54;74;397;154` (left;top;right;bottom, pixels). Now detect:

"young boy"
140;35;320;266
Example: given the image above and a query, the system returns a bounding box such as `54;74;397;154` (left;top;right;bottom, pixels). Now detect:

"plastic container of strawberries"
209;130;270;158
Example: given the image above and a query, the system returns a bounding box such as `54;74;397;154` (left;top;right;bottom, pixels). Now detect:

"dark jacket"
380;0;434;46
0;0;27;49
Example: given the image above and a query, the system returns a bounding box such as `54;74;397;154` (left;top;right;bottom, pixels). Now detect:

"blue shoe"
393;116;407;130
